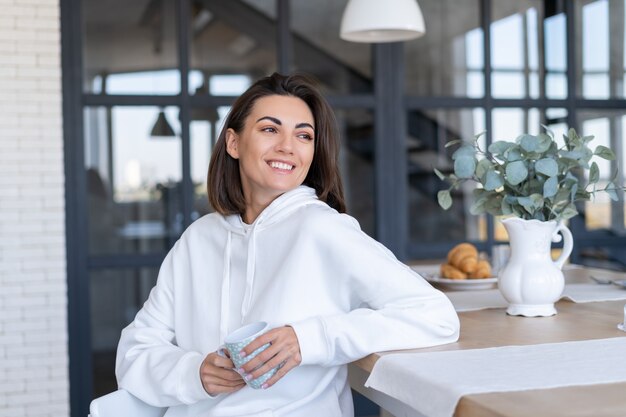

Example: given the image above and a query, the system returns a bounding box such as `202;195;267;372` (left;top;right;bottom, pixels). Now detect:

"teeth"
270;161;294;170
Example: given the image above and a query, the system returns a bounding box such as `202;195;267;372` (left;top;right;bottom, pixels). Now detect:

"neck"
242;193;278;224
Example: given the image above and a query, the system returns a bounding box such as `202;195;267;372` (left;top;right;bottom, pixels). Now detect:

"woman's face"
226;94;315;205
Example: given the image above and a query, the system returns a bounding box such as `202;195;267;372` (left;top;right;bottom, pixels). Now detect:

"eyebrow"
256;116;314;130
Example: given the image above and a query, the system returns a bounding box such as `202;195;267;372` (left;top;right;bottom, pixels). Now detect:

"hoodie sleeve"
115;241;214;407
289;212;460;367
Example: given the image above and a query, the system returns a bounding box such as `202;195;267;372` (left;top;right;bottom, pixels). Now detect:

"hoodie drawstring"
219;231;232;344
240;228;257;321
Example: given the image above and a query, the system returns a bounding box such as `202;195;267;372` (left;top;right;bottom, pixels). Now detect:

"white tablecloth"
447;283;626;312
365;337;626;417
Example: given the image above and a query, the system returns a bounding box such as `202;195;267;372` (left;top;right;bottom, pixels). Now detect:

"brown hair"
207;72;346;214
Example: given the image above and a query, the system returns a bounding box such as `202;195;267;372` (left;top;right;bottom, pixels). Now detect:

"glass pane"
405;0;483;97
191;106;229;218
491;108;568;141
188;1;277;96
91;267;159;398
578;110;626;233
336;109;375;235
407;108;486;245
544;8;567;98
84;106;183;255
82;0;180;94
491;2;566;99
291;0;372;94
576;0;626;99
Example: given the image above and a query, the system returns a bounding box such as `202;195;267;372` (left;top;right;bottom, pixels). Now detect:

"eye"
297;132;314;141
261;126;277;133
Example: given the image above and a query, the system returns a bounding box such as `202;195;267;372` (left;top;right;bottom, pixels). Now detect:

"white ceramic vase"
498;217;573;317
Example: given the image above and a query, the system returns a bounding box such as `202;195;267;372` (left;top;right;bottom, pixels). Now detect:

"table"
349;267;626;417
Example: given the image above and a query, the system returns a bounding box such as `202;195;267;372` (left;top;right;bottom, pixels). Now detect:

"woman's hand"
239;325;302;389
200;351;246;396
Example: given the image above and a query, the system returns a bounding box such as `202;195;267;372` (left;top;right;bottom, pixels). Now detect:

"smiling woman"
114;72;459;417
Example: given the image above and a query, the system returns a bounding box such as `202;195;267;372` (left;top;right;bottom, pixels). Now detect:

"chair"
88;390;166;417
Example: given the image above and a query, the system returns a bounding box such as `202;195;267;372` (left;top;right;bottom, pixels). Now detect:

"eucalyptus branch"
435;128;623;222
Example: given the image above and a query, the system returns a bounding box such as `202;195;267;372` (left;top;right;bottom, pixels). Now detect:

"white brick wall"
0;0;69;416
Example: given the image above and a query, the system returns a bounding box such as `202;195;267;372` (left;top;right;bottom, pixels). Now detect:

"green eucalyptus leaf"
488;141;515;155
505;147;523;161
454;156;476;179
473;131;487;141
582;135;594;144
484;170;504;191
452;145;476;160
554;187;570;204
530;193;544;208
473;187;488;199
437;190;452;209
594;145;616;160
561;204;579;220
444;139;462;148
605;182;619;201
433;168;446;181
505;160;528;185
560;149;585;160
579;147;593;167
528;178;544;194
519;134;540;152
470;198;486;215
504;195;518;204
535;158;558;177
589;162;599;184
568;128;582;148
570;183;578;201
543;176;558;198
475;159;494;180
517;196;535;214
501;198;513;215
574;187;591;198
536;134;553;153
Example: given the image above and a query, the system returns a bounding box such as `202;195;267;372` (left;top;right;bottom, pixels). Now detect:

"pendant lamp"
150;109;176;138
340;0;426;43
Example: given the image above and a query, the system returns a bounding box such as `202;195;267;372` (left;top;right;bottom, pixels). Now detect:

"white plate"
411;268;498;291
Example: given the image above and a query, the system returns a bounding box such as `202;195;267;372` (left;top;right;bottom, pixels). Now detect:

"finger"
210;355;236;369
262;359;297;389
240;344;280;374
201;368;245;386
213;367;244;382
203;380;246;395
248;351;290;380
241;330;277;356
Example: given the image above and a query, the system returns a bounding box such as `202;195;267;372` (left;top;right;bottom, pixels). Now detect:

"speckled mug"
219;321;277;389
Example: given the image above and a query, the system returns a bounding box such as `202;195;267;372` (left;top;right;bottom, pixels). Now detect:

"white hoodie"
116;186;459;417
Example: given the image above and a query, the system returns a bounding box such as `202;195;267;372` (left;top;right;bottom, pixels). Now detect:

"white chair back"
88;389;166;417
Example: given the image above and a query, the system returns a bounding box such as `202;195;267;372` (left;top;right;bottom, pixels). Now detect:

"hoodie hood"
221;185;325;233
217;186;327;342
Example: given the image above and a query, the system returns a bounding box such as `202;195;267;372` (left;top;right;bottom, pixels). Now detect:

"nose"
275;132;294;153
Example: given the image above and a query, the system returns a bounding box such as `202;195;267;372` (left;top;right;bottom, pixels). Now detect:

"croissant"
448;243;479;273
440;263;467;280
468;259;492;279
440;243;493;280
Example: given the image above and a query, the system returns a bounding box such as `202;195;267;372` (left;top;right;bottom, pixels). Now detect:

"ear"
225;128;240;159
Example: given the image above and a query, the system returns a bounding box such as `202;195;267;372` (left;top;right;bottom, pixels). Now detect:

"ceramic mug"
218;321;278;389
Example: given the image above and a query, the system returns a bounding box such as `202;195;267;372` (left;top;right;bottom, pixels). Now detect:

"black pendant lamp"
150;109;176;138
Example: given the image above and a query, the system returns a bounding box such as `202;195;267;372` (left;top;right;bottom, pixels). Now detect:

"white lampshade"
340;0;426;43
